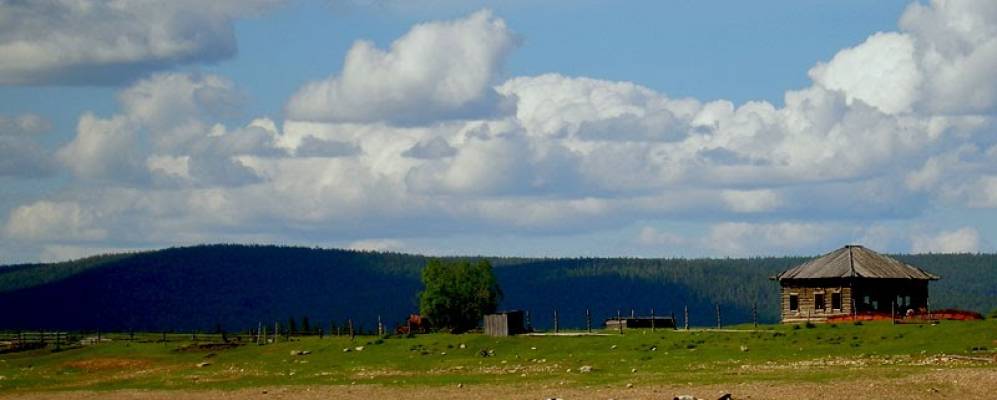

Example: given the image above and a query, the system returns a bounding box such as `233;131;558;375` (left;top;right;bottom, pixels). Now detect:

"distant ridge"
0;244;993;331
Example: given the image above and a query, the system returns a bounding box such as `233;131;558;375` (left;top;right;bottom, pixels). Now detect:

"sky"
1;0;996;263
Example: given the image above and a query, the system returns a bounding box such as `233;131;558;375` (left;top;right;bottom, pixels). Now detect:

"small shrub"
853;321;863;326
804;322;816;329
792;325;801;330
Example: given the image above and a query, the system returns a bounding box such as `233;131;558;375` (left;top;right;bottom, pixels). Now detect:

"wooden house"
772;245;940;323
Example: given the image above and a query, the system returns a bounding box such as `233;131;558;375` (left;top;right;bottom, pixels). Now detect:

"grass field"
0;320;994;399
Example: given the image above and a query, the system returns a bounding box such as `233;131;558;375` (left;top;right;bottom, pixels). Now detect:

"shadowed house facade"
772;245;940;323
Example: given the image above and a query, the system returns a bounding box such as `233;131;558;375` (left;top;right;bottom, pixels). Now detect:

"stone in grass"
196;362;211;368
354;346;365;352
342;348;352;352
578;365;593;373
740;345;749;352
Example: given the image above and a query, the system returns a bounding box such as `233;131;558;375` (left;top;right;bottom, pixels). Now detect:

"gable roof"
773;245;940;281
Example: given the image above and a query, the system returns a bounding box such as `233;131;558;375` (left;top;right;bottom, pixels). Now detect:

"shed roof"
773;245;940;281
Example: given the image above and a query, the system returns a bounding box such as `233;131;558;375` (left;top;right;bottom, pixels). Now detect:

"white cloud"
57;113;145;183
0;0;285;85
721;189;782;213
912;227;981;253
899;0;997;114
5;3;997;261
809;32;921;114
636;227;687;247
56;72;280;186
706;222;837;256
4;201;107;241
285;10;517;124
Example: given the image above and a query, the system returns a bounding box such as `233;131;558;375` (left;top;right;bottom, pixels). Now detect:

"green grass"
0;320;994;393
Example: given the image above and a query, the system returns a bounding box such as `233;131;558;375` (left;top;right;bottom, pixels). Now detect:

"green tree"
419;259;502;333
301;316;311;334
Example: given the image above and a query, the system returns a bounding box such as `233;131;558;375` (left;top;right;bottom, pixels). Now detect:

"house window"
789;294;799;312
831;292;842;310
814;293;825;311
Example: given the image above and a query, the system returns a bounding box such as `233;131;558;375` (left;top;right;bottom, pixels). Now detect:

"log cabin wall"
780;279;852;322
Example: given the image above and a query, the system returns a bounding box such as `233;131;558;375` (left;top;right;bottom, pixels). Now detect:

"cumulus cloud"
5;3;997;261
56;73;281;186
0;0;284;85
912;227;981;253
809;32;921;114
4;201;107;241
285;10;518;124
810;0;997;115
705;222;840;257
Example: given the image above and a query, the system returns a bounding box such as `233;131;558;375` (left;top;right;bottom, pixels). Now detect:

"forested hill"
0;245;993;332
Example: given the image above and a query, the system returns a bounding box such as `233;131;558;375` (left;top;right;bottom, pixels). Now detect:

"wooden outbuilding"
604;316;675;330
772;245;940;323
483;310;527;337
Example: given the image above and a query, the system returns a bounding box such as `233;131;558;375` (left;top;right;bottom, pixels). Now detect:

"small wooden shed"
772;245;940;323
483;310;526;337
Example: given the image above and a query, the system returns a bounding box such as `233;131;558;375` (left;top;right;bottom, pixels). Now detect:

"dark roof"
773;245;940;281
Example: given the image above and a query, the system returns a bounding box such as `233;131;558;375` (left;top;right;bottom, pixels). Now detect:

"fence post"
715;304;721;329
617;309;623;335
377;315;383;336
752;303;758;328
274;321;279;343
651;308;656;332
585;308;592;333
348;318;354;340
553;309;559;334
891;301;896;325
261;325;267;345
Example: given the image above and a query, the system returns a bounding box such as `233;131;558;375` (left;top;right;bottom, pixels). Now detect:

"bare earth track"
2;368;994;400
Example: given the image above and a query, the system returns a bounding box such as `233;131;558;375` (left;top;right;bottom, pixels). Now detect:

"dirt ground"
1;368;994;400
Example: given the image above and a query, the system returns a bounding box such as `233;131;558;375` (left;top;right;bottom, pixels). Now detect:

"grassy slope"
0;320;993;393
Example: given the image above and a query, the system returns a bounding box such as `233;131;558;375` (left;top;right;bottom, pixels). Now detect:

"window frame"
814;292;826;311
831;292;842;311
788;293;799;313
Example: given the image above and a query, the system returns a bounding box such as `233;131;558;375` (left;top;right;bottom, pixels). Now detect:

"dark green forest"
0;245;993;332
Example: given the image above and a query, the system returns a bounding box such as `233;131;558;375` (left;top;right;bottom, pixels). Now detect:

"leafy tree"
301;316;311;334
288;317;297;334
419;259;501;333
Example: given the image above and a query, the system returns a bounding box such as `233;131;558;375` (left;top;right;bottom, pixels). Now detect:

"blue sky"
1;0;995;262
